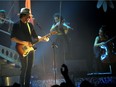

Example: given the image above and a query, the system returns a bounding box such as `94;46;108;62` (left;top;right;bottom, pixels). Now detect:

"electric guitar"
16;31;57;57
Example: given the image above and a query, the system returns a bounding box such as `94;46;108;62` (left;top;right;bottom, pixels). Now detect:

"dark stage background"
0;0;116;80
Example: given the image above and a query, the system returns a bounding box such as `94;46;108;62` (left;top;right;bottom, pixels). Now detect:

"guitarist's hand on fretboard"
38;31;57;42
43;36;49;42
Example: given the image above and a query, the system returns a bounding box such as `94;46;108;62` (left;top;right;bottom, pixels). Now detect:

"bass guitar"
16;31;57;57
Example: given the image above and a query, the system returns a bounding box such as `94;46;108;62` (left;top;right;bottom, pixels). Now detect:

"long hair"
99;25;107;35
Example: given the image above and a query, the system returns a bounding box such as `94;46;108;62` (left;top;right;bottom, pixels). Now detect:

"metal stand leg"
51;42;58;85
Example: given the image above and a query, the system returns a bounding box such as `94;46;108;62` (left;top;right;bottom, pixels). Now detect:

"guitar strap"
26;22;37;49
27;23;32;35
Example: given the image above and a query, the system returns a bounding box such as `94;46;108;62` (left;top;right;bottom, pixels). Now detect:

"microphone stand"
51;42;58;85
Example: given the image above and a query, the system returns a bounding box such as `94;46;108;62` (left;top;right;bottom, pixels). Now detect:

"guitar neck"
105;36;116;44
32;31;57;45
45;33;52;38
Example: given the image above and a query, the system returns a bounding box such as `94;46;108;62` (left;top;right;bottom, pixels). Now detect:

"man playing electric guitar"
16;31;57;57
10;8;57;87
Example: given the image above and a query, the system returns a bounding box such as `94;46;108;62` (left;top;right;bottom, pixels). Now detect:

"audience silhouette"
80;80;94;87
51;64;75;87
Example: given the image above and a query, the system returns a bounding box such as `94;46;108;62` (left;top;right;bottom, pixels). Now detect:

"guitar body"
16;44;34;57
94;36;116;63
100;44;109;62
